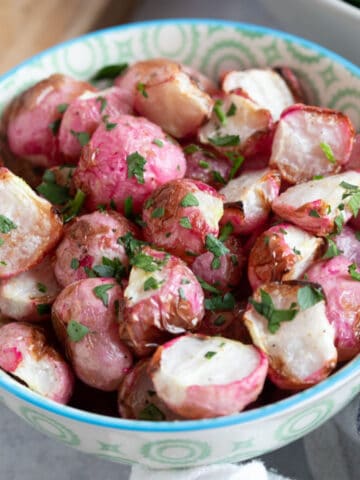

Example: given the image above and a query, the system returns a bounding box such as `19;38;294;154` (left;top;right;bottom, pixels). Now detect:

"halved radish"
244;282;337;390
272;171;360;236
248;223;324;290
0;254;61;321
269;104;354;183
0;322;74;403
219;169;281;235
221;68;295;121
149;334;268;419
0;168;63;279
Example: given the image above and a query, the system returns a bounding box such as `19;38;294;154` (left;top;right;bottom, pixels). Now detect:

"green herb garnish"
91;63;128;81
138;403;165;421
208;134;240;147
126;152;146;184
144;276;164;291
67;320;89;342
213;99;226;125
180;193;199;208
92;283;115;307
348;263;360;281
151;207;165;218
136;82;148;98
204;351;217;359
297;285;324;310
0;215;17;234
179;217;192;229
205;292;235;311
249;289;298;334
70;130;90;146
320;142;336;164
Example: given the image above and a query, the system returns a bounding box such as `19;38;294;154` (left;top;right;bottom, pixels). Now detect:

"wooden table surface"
0;0;136;74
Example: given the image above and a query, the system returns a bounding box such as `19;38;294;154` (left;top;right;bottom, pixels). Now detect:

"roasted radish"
149;334;268;419
0;322;74;403
0;168;63;279
120;247;204;356
244;282;337;390
73;114;186;213
272;171;360;236
3;74;95;167
0;255;61;322
219;169;281;235
306;256;360;361
115;58;213;138
54;211;137;287
269;105;354;183
52;278;133;391
248;223;324;290
143;178;224;262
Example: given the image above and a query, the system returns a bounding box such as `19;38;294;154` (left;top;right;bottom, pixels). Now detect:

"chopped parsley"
205;292;235;311
219;222;234;242
0;239;4;247
356;231;360;241
91;63;128;81
204;351;217;359
102;115;117;131
57;103;68;114
124;196;133;218
196;276;222;295
227;103;237;117
319;142;336;164
293;247;301;255
309;209;321;218
348;263;360;281
205;234;229;270
131;252;168;272
144;198;154;209
92;283;115;307
61;189;86;223
118;232;148;258
226;151;245;179
181;278;191;285
138;403;165;421
212;170;226;184
151;207;165;218
70;258;80;270
249;289;298;334
340;181;360;217
179;217;192;229
96;96;107;113
36;303;51;315
67;320;89;342
322;237;342;259
36;169;71;205
92;257;127;282
126;151;146;184
312;175;324;180
110;199;117;210
144;276;164;291
178;287;186;300
334;213;344;234
37;283;47;293
0;260;6;266
70;130;90;146
152;138;164;147
208;134;240;147
214;315;226;326
136;82;148;98
0;215;17;234
183;144;201;155
213;99;226;125
199;160;209;169
297;285;324;310
48;118;61;135
180;193;199;208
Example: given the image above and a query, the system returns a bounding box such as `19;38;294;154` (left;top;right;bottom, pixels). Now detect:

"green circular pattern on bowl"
0;19;360;469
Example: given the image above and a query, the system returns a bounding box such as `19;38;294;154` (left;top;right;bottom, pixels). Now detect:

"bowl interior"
0;19;360;468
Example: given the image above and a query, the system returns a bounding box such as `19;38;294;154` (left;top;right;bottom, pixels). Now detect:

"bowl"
259;0;360;66
1;19;360;470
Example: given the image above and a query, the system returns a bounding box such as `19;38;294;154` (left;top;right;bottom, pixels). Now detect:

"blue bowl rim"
0;18;360;433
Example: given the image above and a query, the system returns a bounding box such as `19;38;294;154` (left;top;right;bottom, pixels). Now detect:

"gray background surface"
0;1;345;479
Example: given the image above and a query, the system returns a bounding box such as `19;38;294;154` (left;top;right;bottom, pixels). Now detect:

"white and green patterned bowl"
0;19;360;469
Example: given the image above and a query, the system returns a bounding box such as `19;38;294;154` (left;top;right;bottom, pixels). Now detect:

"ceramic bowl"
259;0;360;66
0;19;360;470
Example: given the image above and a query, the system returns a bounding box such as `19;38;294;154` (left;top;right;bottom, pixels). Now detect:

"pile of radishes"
0;57;359;420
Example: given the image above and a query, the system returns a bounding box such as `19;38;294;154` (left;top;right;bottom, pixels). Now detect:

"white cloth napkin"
130;461;292;480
